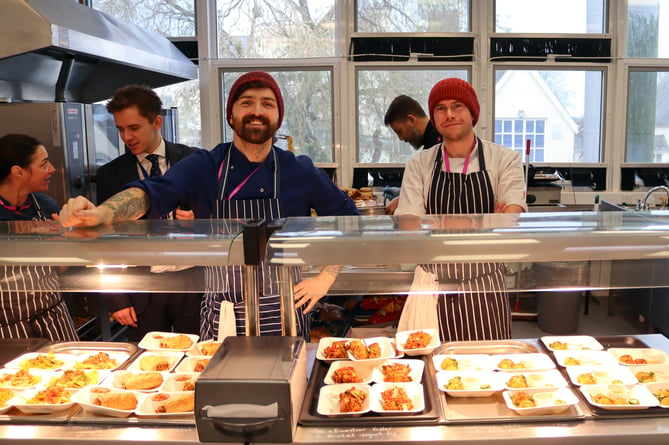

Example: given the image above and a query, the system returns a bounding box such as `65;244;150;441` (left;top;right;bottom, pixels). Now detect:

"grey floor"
510;293;655;339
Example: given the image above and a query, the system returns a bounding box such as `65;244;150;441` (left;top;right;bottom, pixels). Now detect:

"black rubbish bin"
533;262;589;335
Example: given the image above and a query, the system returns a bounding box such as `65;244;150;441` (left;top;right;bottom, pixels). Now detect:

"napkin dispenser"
195;336;307;443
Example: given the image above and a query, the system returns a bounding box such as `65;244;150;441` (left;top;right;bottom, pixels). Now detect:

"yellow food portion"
440;357;458;370
20;352;64;370
74;352;118;370
49;370;99;389
0;369;41;387
446;376;464;390
26;385;73;405
0;388;15;406
498;358;525;370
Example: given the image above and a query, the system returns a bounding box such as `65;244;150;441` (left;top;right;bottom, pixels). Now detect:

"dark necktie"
146;154;162;177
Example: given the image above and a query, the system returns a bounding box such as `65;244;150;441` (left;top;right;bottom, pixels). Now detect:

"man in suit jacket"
96;85;201;342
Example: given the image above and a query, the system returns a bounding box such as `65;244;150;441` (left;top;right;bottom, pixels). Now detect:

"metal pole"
279;266;297;336
243;265;260;336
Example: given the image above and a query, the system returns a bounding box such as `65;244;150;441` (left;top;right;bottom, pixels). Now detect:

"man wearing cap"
396;78;526;341
57;71;360;341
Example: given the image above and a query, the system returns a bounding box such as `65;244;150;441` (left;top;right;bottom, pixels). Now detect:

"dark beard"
236;115;277;144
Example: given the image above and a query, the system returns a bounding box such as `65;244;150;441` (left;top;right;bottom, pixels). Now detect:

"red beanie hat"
428;78;480;126
226;71;284;128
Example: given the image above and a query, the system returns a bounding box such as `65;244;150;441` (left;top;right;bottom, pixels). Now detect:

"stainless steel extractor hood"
0;0;197;103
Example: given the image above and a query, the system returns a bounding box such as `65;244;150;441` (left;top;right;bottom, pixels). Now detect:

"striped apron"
0;195;79;341
423;138;512;341
199;146;308;341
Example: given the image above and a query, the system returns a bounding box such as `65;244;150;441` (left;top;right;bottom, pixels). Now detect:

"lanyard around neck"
219;145;278;201
0;193;45;220
442;138;477;174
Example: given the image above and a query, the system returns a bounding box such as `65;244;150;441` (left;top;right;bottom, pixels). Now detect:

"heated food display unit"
1;211;669;444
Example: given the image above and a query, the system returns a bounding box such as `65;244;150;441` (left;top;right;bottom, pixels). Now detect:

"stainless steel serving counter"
1;334;669;445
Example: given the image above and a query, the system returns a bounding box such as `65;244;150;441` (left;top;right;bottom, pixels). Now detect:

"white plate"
3;352;73;371
0;388;21;414
316;384;371;417
566;365;637;386
70;351;130;371
324;361;374;385
608;348;669;366
127;351;183;372
316;337;351;362
541;335;604;352
370;382;424;414
631;364;669;384
643;381;669;408
135;391;195;416
432;354;493;372
347;337;395;364
72;387;144;418
502;369;567;392
105;370;166;392
175;355;211;373
8;387;78;414
436;370;504;397
493;353;556;372
503;387;580;416
0;368;54;390
138;331;200;352
186;340;222;357
553;350;618;368
580;384;659;410
372;359;424;384
395;329;440;356
160;372;199;392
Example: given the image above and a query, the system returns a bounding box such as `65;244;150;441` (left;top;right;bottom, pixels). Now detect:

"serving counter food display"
2;211;669;444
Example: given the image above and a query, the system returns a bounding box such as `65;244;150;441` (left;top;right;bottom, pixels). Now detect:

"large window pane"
626;71;669;163
92;1;200;147
627;0;669;58
494;70;604;163
154;80;201;148
357;0;469;33
221;70;333;163
92;0;195;37
496;0;606;33
357;69;467;164
216;1;335;58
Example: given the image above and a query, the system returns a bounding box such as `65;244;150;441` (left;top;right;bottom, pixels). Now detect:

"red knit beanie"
428;78;480;126
226;71;284;128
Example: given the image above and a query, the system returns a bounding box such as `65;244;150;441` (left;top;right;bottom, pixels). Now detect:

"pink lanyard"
219;162;263;201
442;139;476;174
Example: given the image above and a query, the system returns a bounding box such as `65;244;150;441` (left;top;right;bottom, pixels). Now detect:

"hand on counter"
294;265;340;313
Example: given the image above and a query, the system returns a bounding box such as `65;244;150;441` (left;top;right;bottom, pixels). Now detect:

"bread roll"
140;355;170;371
159;334;193;350
154;392;194;414
199;342;221;356
121;372;163;390
193;358;209;372
93;391;137;410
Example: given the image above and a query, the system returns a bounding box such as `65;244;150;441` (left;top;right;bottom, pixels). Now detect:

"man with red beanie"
57;71;359;341
395;77;526;342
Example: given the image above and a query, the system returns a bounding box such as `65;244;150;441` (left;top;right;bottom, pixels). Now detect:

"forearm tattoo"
102;188;149;222
323;265;342;278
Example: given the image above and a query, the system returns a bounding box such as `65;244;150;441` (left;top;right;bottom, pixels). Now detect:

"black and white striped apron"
199;146;308;340
0;195;79;341
423;139;512;341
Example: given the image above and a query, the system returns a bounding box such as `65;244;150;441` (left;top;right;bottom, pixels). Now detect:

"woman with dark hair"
0;133;78;341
